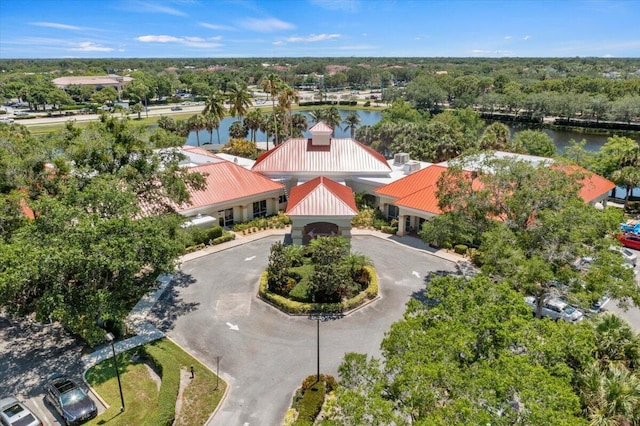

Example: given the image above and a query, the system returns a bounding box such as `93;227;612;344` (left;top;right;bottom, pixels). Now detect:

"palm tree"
290;113;308;137
157;115;176;132
227;82;252;120
202;88;227;133
278;84;298;138
244;109;264;144
309;108;325;125
203;112;220;144
594;314;640;369
260;74;283;149
343;111;361;138
187;114;206;146
324;106;342;136
579;361;640;426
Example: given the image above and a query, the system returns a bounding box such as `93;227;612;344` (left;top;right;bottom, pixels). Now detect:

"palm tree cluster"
578;314;640;425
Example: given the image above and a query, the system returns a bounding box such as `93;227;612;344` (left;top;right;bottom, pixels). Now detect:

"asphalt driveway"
150;235;457;426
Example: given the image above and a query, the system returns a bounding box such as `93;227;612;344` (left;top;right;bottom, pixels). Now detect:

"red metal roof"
176;159;283;212
556;164;616;203
286;176;358;217
376;162;615;216
252;137;391;175
375;165;449;199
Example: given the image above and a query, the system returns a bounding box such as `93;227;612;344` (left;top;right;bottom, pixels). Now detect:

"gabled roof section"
176;159;283;212
286;176;358;217
251;137;391;175
309;122;333;133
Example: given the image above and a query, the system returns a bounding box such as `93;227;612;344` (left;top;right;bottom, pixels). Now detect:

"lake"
187;109;628;153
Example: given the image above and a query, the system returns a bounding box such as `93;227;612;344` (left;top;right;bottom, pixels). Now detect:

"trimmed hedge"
454;244;468;255
141;346;181;426
258;266;378;314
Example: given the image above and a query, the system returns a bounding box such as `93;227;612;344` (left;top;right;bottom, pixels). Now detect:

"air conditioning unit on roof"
403;160;420;174
394;152;410;165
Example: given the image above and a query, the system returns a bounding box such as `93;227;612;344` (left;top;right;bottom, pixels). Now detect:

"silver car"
524;296;584;323
0;397;42;426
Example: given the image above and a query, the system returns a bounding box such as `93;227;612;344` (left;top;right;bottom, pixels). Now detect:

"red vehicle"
617;233;640;250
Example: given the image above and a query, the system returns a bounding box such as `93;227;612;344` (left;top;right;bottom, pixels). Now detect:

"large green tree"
325;275;591;424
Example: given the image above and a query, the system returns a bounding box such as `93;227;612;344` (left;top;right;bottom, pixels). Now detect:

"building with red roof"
286;176;358;245
171;146;285;227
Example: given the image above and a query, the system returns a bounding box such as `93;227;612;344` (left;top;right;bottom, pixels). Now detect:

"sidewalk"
82;227;474;369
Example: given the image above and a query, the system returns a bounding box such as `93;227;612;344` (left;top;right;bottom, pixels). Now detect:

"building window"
387;204;399;220
218;208;234;227
279;194;288;204
253;200;267;218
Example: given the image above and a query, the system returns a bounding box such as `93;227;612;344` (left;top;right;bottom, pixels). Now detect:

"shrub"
207;225;223;240
212;233;235;245
380;225;397;234
293;379;326;425
454;244;468;255
289;281;311;302
364;101;371;107
141;346;181;426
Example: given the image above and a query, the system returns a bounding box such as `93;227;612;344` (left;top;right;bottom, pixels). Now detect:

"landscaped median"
258;265;378;315
84;338;225;426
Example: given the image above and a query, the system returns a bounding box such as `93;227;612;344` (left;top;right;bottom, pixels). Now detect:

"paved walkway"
81;227;472;370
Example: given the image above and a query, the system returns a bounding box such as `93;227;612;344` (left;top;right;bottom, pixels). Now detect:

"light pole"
105;333;125;412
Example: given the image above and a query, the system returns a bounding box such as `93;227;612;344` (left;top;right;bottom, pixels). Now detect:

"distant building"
52;74;133;95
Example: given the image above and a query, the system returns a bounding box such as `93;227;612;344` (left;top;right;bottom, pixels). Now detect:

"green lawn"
85;338;225;426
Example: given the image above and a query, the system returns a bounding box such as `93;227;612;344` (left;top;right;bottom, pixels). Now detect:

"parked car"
0;118;14;124
617;233;640;250
610;245;638;266
44;375;97;425
170;106;183;111
0;396;42;426
524;296;584;323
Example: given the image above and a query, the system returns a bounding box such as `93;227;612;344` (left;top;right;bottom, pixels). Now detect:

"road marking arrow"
412;271;421;278
244;256;256;261
226;322;239;331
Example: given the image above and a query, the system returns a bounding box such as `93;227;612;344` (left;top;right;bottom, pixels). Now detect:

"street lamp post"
105;333;125;412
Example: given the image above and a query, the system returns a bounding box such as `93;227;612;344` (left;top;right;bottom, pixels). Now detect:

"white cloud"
504;35;512;40
242;18;295;32
30;22;85;30
130;1;187;16
137;35;181;43
523;35;531;40
602;54;614;58
136;34;221;49
311;0;359;12
70;42;114;52
199;22;235;31
273;41;283;45
286;34;341;43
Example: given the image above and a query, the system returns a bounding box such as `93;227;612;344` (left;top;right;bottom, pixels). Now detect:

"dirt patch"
174;368;192;421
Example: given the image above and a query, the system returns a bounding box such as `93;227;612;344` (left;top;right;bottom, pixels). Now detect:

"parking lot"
0;317;104;425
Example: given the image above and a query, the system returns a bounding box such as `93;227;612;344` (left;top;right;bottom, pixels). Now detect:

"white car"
0;396;42;426
610;245;637;266
524;296;584;323
0;117;14;124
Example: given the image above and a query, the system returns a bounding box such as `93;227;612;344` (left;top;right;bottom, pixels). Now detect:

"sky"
1;0;639;59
